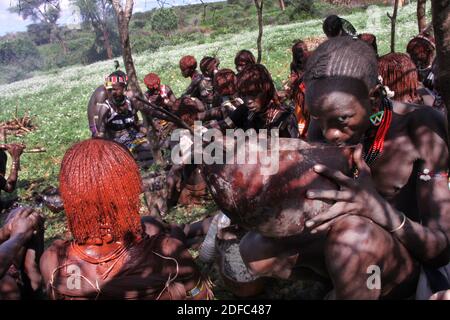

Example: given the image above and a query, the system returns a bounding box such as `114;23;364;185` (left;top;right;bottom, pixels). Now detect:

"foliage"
27;23;52;46
151;8;179;34
0;37;42;83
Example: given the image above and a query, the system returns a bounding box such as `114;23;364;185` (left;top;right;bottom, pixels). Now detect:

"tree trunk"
117;16;139;94
278;0;285;11
55;29;68;55
387;0;399;53
111;0;163;165
431;0;450;158
255;0;264;64
102;26;113;59
417;0;427;33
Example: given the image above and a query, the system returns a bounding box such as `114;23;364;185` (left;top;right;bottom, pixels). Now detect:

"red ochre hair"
234;50;256;68
358;33;378;57
407;35;435;68
213;69;237;96
237;64;277;105
378;53;420;104
59;139;143;244
179;55;197;73
144;73;161;90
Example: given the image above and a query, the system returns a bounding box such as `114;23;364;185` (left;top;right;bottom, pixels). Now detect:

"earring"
370;110;384;126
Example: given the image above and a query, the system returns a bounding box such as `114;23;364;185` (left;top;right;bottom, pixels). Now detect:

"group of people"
0;14;449;300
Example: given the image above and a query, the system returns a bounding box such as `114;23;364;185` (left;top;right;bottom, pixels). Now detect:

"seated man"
87;70;129;137
92;73;153;168
239;37;450;299
0;207;45;300
40;139;213;300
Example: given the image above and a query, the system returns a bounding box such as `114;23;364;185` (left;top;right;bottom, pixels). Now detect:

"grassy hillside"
0;1;430;254
0;0;384;84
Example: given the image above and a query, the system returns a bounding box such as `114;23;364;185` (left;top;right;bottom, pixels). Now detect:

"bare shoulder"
40;240;68;282
157;235;186;257
88;86;108;105
399;102;448;169
393;100;446;134
406;103;447;138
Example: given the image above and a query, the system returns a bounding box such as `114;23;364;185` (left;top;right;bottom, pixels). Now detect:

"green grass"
0;1;431;298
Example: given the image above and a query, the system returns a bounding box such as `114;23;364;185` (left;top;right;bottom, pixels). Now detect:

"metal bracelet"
390;212;407;233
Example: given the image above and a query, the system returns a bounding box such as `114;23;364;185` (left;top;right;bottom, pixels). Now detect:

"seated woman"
179;55;203;100
198;57;220;110
144;72;177;112
357;33;378;57
40;139;213;300
378;53;434;106
225;64;299;138
234;50;256;75
0;207;45;300
239;37;450;299
197;68;244;132
280;40;311;137
406;34;435;85
143;72;178;148
322;15;357;38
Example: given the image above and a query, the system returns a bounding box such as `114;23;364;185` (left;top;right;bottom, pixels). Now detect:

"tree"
9;0;68;54
151;8;178;34
254;0;263;63
27;22;52;45
417;0;427;33
199;0;207;21
431;0;450;155
0;37;42;83
387;0;400;53
72;0;116;59
109;0;163;164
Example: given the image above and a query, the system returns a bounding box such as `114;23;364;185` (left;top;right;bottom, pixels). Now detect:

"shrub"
151;8;178;34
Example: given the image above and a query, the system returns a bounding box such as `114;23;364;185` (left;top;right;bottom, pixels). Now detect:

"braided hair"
234;50;256;71
237;63;278;108
378;53;420;104
60;139;143;245
304;36;379;93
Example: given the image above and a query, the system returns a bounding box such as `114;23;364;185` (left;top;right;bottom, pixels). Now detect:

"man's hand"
8;207;44;242
5;143;25;161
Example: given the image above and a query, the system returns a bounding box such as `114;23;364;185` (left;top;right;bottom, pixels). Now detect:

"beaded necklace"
363;98;393;167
